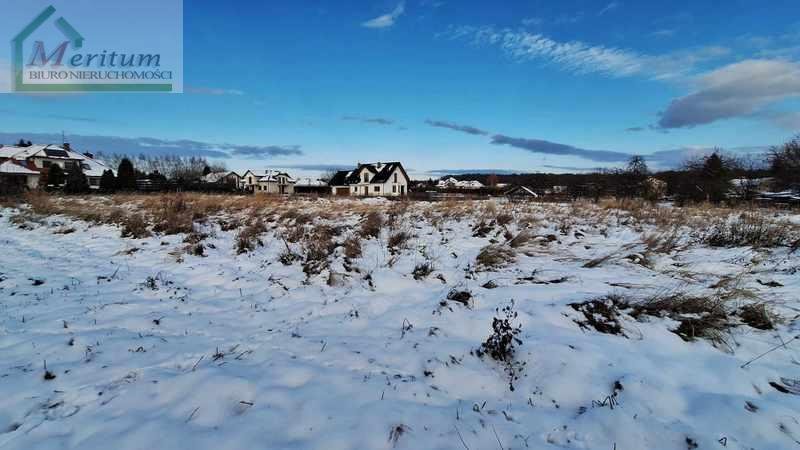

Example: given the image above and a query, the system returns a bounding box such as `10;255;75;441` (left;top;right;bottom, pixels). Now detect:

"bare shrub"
361;211;384;239
412;262;433;280
152;194;194;235
343;235;363;259
303;225;336;275
387;231;410;253
236;219;267;254
475;301;525;391
120;214;151;238
476;245;515;269
704;213;790;248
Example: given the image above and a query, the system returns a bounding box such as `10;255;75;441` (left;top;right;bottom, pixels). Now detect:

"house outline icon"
10;5;172;93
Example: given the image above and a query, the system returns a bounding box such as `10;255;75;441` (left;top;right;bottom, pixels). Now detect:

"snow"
1;198;799;450
0;161;39;175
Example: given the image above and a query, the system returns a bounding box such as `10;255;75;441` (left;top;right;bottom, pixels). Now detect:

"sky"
1;0;799;179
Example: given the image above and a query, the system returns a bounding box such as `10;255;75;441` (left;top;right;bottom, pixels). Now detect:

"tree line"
40;154;227;194
441;135;800;204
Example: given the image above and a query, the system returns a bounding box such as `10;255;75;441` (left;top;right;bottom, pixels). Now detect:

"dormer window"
394;173;397;183
363;173;369;183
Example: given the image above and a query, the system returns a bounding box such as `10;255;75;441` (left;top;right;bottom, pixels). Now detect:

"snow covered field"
1;195;799;450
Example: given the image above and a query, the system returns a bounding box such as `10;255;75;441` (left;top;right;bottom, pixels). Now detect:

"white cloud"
443;26;728;80
598;2;621;16
521;17;543;27
658;59;800;129
362;2;405;29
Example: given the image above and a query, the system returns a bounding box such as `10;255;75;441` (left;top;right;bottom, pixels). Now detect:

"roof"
329;170;352;186
294;177;328;187
10;145;84;161
329;162;408;186
80;158;114;177
258;170;295;183
505;186;538;197
0;160;40;175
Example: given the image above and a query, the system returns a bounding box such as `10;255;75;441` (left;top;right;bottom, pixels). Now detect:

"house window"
374;186;380;192
393;185;397;193
89;178;99;186
42;161;51;168
394;173;397;183
363;173;369;183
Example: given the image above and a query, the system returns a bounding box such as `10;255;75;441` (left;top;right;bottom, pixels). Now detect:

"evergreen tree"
701;152;730;204
203;165;212;176
64;166;89;194
99;169;117;192
116;158;137;191
47;165;66;187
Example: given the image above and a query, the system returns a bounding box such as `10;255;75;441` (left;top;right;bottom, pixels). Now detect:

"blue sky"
1;0;799;177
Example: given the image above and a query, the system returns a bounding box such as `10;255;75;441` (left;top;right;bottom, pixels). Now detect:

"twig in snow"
186;407;199;423
454;425;470;450
741;335;800;369
401;318;413;339
492;425;504;450
320;341;327;352
191;355;204;371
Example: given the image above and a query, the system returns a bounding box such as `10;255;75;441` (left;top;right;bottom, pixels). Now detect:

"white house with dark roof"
328;162;410;197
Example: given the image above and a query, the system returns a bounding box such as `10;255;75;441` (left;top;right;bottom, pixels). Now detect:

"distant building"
329;162;410;197
0;143;114;190
504;185;538;201
436;177;485;190
239;170;296;194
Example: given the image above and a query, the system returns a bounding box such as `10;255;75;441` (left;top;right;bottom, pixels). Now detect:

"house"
504;185;538;201
436;177;485;190
293;177;330;195
0;160;41;191
202;171;241;188
239;170;295;194
258;170;295;194
329;162;410;197
0;143;114;189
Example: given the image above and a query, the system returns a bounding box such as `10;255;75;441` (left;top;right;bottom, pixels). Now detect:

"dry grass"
361;211;384;239
343;235;363;259
704;213;791;248
235;219;267;254
476;244;516;270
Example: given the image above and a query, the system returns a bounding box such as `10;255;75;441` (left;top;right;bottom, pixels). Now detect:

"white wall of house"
255;181;295;194
344;166;408;197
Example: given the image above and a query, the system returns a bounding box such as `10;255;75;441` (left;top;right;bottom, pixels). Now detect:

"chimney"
83;152;94;159
63;142;71;151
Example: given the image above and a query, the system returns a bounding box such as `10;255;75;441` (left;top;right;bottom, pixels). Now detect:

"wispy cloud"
650;29;676;38
598;2;621;16
625;126;645;132
521;17;543;27
490;134;632;162
424;119;489;136
442;26;729;80
0;132;303;159
362;2;405;29
341;115;396;126
657;59;800;129
0;108;108;124
185;86;245;96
